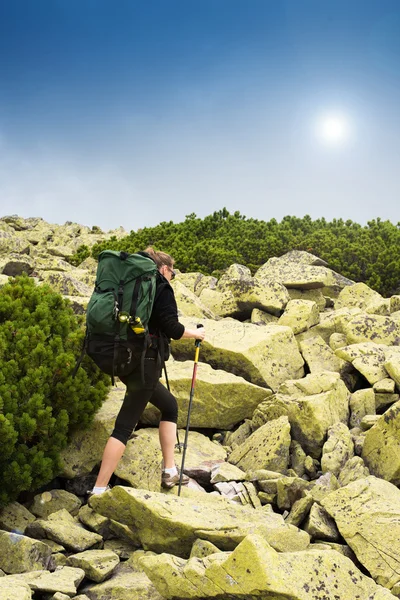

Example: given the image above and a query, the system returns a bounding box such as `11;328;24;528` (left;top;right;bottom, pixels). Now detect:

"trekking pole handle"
195;323;204;348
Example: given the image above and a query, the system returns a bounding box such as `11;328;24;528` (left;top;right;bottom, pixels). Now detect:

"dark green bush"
0;275;109;507
68;244;91;267
86;209;400;297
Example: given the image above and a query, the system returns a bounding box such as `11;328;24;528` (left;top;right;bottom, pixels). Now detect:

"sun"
316;113;350;145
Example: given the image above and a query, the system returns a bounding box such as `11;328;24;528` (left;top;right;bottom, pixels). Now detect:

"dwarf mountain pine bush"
0;275;109;507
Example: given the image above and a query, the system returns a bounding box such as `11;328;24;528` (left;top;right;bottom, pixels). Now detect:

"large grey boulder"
362;400;400;485
254;252;353;296
274;372;350;457
215;263;290;318
0;531;53;574
172;318;304;391
228;416;291;473
25;509;102;552
278;299;320;334
141;360;270;429
89;486;310;558
322;476;400;590
140;533;394;600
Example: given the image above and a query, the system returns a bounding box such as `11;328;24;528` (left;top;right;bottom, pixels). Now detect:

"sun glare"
316;113;350;145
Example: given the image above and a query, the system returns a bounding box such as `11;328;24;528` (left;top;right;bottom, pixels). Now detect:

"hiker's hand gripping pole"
178;323;203;496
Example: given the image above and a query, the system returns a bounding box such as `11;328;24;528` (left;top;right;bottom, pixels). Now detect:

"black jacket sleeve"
149;275;185;340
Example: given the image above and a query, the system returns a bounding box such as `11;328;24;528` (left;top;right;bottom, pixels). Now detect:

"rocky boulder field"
1;215;400;600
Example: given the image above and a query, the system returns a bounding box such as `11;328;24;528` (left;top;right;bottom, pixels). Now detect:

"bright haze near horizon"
0;0;399;231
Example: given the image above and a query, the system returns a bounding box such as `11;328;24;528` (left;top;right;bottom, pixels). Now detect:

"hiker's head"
144;247;176;281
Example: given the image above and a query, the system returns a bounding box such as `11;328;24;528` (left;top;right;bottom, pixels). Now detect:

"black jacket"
148;272;185;341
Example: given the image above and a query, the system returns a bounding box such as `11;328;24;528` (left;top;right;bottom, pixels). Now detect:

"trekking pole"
178;324;203;496
164;363;182;453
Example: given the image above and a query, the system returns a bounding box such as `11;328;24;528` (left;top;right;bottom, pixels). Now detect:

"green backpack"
80;250;158;382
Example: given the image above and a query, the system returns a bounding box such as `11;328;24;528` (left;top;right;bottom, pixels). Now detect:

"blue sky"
0;0;399;230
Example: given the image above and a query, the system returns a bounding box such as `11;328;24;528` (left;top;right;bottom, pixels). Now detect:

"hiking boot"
161;468;189;489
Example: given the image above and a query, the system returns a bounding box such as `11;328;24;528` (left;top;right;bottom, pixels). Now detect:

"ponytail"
143;246;174;269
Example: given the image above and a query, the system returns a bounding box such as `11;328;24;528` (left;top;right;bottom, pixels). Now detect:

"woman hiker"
89;247;206;496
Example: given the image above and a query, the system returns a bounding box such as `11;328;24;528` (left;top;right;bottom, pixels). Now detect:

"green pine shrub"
0;275;109;507
83;209;400;297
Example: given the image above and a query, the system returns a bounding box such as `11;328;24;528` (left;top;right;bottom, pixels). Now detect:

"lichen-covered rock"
171;280;215;319
279;299;320;334
0;503;36;535
0;579;32;599
353;353;389;384
198;286;240;318
172;318;304;391
209;462;246;484
321;422;354;476
141;360;270;429
29;490;81;518
250;307;279;325
289;440;307;477
275;372;350;457
298;333;346;373
80;552;164;600
189;539;222;559
335;282;384;310
303;503;340;542
216;263;290;317
322;476;400;590
311;307;362;342
60;384;122;478
366;297;391;316
0;531;53;574
25;509;102;552
115;428;226;492
89;486;309;558
329;332;348;350
385;357;400;388
68;549;119;582
390;296;400;313
287;287;326;311
5;566;85;596
362;401;400;484
337;456;370;487
374;378;396;393
349;388;376;428
37;270;93;296
228;416;291;473
344;313;400;345
140;533;394;600
0;253;35;276
255;253;353;296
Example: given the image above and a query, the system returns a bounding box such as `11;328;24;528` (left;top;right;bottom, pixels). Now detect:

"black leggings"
111;351;178;445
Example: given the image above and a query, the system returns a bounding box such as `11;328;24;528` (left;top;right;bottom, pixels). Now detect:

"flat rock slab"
90;486;309;558
0;579;32;599
4;567;85;596
25;509;102;552
141;360;270;430
140;533;395;600
68;549;120;583
322;476;400;590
